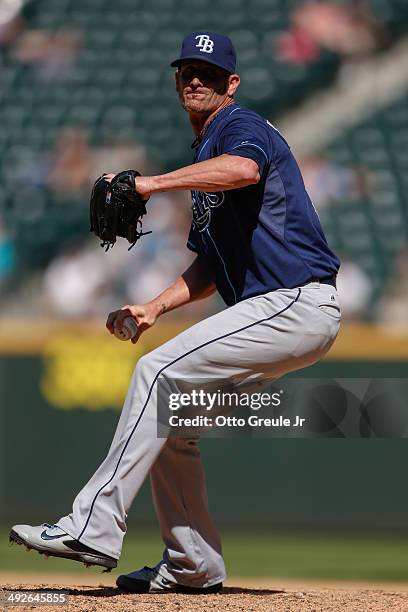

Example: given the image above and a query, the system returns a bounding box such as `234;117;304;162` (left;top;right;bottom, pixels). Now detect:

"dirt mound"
2;581;408;612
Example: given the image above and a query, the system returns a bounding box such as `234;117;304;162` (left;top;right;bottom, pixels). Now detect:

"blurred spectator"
13;149;52;190
276;28;321;65
0;217;15;290
122;193;193;304
300;155;354;209
41;191;216;321
120;193;216;319
277;0;384;65
336;256;372;321
42;240;111;318
299;155;371;210
14;128;148;196
48;127;93;194
0;5;24;56
92;137;148;179
376;249;408;328
13;28;82;80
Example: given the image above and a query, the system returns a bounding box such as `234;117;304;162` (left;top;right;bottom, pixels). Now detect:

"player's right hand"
106;303;158;344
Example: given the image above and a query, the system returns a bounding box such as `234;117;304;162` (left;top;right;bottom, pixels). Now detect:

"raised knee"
135;353;155;380
135;348;167;380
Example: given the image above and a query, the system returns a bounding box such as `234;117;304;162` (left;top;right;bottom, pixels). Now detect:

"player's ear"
227;73;240;97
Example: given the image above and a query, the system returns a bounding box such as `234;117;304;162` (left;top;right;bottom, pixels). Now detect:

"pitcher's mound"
3;575;408;612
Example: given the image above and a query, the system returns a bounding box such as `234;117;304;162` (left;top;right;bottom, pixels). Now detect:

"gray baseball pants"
58;282;341;587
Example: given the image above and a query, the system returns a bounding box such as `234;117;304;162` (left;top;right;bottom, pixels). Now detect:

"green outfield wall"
1;321;408;530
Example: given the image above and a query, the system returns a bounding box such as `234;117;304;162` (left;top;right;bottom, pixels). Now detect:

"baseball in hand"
114;316;138;341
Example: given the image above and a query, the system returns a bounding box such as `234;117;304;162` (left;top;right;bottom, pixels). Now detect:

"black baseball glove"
90;169;150;251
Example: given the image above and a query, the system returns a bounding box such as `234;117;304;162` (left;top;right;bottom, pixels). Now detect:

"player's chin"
183;97;208;113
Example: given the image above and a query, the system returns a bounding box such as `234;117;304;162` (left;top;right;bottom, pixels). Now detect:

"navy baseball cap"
171;32;236;74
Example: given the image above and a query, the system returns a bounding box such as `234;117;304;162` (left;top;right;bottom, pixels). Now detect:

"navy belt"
302;275;337;289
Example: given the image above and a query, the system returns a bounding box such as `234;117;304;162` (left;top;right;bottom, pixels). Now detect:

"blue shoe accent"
40;525;66;541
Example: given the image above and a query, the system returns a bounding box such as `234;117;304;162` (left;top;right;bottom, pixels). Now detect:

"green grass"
1;528;408;582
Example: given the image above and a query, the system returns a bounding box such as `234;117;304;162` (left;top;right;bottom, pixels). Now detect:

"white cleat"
10;523;117;571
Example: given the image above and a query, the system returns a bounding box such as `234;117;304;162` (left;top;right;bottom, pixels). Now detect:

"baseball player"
10;32;341;594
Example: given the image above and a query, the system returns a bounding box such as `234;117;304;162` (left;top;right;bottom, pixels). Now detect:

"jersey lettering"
191;191;225;231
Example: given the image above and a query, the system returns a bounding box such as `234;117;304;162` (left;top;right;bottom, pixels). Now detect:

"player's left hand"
101;172;152;200
102;173;115;182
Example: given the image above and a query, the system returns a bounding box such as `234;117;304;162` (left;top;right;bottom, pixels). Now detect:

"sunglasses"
179;65;228;82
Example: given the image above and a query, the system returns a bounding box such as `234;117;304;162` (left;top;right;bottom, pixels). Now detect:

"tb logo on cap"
195;34;214;54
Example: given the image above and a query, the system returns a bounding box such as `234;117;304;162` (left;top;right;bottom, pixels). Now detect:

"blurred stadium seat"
320;92;408;311
0;0;407;317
